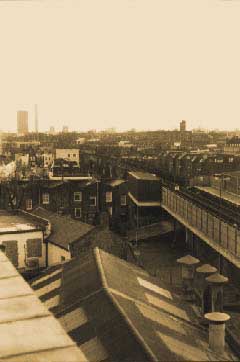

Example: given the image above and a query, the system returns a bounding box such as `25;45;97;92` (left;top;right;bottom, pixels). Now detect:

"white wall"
47;243;71;266
55;149;80;165
43;153;54;168
0;230;46;270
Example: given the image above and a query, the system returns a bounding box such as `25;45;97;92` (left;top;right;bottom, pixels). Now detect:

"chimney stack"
204;312;230;354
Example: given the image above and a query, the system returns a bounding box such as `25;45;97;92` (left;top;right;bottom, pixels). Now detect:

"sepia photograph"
0;0;240;361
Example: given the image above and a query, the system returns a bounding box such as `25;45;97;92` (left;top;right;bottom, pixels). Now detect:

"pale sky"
0;0;240;132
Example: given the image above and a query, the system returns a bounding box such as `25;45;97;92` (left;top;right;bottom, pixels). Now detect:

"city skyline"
0;0;240;132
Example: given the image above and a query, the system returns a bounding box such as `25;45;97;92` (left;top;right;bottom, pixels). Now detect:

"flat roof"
128;171;160;181
0;210;43;234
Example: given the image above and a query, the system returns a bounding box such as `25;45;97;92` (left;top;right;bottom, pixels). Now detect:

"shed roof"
31;207;94;250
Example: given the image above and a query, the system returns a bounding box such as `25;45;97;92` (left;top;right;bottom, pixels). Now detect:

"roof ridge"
94;248;157;362
94;247;108;289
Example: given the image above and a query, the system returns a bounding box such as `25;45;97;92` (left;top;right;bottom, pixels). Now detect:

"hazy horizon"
0;0;240;132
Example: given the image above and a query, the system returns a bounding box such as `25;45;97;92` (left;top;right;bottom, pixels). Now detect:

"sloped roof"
30;248;236;362
31;207;94;250
0;210;43;234
0;251;84;362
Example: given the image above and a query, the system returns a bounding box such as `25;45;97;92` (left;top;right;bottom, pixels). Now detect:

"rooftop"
128;171;160;181
0;250;83;361
30;248;236;361
31;207;94;250
105;179;126;187
0;210;43;234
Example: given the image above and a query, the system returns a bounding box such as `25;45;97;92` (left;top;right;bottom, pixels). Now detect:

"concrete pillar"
195;264;217;314
205;273;228;312
177;254;200;301
204;312;230;354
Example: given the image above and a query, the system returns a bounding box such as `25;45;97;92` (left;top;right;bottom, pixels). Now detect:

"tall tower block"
17;111;28;135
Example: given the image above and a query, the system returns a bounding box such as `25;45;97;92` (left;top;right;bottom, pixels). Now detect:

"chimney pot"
204;312;230;354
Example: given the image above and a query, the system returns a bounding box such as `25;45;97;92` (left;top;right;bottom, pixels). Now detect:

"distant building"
43;153;54;168
55;148;80;165
15;153;29;167
180;120;186;132
62;126;69;133
17;110;28;135
49;126;55;135
76;137;86;145
224;137;240;155
118;140;134;148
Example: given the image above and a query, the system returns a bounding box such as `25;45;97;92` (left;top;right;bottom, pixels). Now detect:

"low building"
128;171;161;228
31;207;94;265
38;179;99;224
0;209;47;273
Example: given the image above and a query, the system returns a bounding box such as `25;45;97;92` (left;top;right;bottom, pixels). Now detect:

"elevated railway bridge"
161;185;240;284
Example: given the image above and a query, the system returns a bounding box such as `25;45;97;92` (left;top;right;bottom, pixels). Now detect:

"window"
120;195;127;206
74;192;82;202
61;256;66;262
90;196;97;206
106;191;112;203
73;154;76;157
42;193;50;205
2;240;18;267
74;208;81;218
26;199;32;210
26;239;42;257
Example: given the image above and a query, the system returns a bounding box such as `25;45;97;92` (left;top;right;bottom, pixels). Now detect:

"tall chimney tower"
35;104;38;133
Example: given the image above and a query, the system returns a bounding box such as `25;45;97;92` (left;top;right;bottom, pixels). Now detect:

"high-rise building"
17;111;28;135
180;120;186;132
